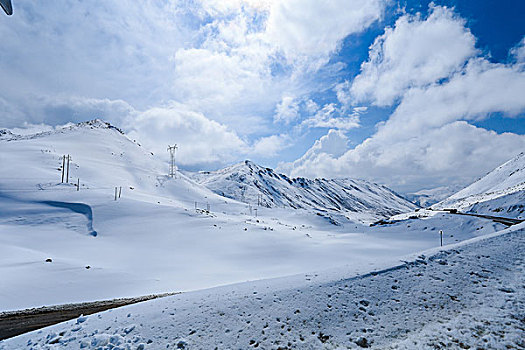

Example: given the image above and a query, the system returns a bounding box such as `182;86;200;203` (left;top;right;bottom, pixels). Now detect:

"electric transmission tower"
167;144;178;178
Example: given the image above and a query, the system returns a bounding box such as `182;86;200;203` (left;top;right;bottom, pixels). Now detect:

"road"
0;292;177;340
447;211;523;226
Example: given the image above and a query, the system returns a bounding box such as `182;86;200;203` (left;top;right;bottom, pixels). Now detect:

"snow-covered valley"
2;223;523;349
0;120;523;348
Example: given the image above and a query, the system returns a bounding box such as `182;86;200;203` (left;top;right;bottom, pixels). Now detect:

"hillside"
0;119;215;205
0;119;509;313
191;160;417;223
436;152;525;218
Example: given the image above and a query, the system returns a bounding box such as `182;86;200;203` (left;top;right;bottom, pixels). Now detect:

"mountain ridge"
435;152;525;218
190;159;417;223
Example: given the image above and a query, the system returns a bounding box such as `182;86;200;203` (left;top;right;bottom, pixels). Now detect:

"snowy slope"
405;185;462;207
3;224;522;349
436;152;525;217
190;160;417;223
0;119;216;206
0;120;509;313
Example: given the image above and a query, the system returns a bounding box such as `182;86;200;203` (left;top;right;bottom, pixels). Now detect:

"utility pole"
439;230;443;247
77;178;80;191
66;154;70;183
61;155;65;183
167;144;178;178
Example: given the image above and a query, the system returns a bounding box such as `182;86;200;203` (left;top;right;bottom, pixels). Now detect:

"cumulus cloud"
266;0;386;59
300;104;361;130
0;95;136;129
283;122;525;192
277;129;348;176
348;5;477;106
282;6;525;192
274;96;300;124
126;104;249;169
252;134;290;158
170;0;387;134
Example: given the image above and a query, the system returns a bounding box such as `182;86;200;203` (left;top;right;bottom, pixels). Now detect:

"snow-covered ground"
2;223;523;349
1;121;510;313
0;121;513;314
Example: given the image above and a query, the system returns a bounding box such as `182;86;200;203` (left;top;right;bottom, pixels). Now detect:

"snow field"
1;122;508;311
2;224;523;349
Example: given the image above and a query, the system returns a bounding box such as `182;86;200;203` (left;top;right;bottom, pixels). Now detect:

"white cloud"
127;104;249;169
373;58;525;143
197;0;274;16
349;5;477;106
0;1;183;111
266;0;386;59
1;0;389;170
171;14;279;134
277;129;348;177
282;122;525;192
282;8;525;192
274;96;300;124
0;95;136;128
171;0;387;133
7;123;56;136
510;36;525;63
300;104;361;130
252;134;290;158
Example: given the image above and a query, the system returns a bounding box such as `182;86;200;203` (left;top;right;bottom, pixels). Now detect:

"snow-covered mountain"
0;119;218;206
436;152;525;218
405;185;463;207
0;119;509;314
190;160;417;223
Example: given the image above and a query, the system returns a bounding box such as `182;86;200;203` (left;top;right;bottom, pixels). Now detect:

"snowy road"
0;293;176;341
449;211;523;226
2;225;523;349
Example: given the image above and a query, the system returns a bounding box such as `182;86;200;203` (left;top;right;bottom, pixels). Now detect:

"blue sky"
0;0;524;193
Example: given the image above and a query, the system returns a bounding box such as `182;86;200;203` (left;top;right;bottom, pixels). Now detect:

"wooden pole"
77;178;80;191
114;187;117;201
439;230;443;247
119;186;122;198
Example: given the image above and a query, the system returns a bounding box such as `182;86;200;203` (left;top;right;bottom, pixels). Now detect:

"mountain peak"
71;119;125;134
